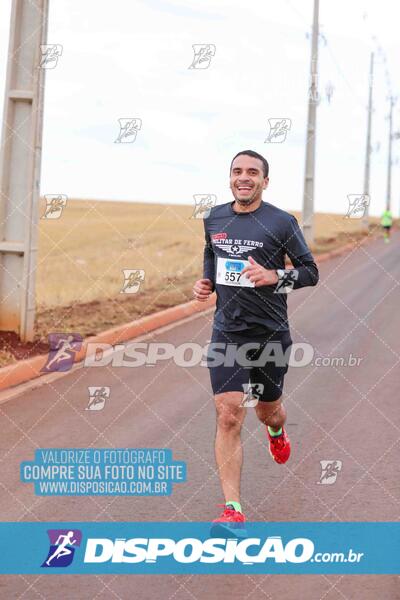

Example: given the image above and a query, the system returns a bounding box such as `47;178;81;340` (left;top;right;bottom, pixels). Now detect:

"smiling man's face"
230;154;269;208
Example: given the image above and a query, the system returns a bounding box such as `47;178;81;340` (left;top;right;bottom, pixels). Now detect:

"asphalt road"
0;232;399;599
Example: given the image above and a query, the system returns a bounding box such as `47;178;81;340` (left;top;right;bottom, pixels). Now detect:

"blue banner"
0;522;398;574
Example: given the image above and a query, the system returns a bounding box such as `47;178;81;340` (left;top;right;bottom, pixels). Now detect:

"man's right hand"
193;278;214;302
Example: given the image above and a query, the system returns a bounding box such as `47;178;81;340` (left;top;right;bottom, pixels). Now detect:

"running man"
381;208;393;243
193;150;319;527
45;531;77;566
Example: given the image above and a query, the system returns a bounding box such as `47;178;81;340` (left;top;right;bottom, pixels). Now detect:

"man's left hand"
241;256;279;286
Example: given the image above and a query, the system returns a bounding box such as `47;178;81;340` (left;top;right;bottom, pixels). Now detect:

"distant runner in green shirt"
381;209;393;243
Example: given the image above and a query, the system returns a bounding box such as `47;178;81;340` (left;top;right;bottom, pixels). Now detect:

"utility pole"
362;52;374;231
302;0;319;245
0;0;49;341
385;96;395;211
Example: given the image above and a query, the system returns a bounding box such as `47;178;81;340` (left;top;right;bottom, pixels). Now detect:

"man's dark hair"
230;150;269;178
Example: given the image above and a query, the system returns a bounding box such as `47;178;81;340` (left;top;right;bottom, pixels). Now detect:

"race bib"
216;257;255;287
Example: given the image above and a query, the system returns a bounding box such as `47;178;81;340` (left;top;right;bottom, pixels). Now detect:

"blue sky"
0;0;399;216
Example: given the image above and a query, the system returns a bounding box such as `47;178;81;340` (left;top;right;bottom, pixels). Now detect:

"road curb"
0;234;372;391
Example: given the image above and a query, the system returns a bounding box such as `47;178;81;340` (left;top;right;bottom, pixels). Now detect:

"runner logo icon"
41;333;83;373
317;460;342;485
86;386;110;411
241;383;264;407
41;529;82;568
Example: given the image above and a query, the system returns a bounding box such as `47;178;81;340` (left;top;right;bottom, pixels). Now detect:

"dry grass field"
36;198;379;308
0;198;382;365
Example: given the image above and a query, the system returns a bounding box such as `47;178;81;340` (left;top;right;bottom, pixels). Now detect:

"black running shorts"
207;328;292;402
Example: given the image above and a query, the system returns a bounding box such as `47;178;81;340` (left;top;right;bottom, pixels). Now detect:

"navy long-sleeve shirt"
203;200;319;335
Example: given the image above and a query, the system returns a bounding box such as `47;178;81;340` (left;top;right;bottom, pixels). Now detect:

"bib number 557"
225;271;241;283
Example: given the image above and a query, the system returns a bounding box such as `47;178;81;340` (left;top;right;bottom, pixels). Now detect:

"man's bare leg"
255;396;291;464
214;391;246;503
254;396;286;430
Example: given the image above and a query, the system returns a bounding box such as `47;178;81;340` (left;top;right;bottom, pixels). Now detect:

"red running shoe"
211;504;246;537
212;504;246;525
267;427;291;464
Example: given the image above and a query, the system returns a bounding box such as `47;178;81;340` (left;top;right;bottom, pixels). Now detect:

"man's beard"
235;194;257;206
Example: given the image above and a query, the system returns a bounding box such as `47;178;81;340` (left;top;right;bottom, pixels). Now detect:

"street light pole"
362;52;374;231
385;96;395;212
302;0;319;246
